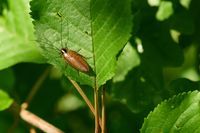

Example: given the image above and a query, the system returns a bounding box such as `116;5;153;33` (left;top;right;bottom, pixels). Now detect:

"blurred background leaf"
0;89;13;111
113;43;140;82
0;0;44;70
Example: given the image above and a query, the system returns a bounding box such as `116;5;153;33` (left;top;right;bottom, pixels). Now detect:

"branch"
20;108;64;133
67;77;95;114
67;77;102;128
10;103;64;133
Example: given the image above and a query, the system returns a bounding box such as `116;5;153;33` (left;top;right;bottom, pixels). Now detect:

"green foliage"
31;0;132;87
0;0;44;70
0;89;13;111
0;0;200;132
141;91;200;133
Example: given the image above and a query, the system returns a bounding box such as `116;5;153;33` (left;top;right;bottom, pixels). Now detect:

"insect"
57;12;90;73
61;48;89;73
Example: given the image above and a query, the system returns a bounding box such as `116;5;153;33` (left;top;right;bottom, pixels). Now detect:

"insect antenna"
36;37;60;52
57;12;64;49
57;11;69;49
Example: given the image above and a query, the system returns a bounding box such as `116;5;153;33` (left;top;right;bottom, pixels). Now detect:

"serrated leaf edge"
140;90;199;132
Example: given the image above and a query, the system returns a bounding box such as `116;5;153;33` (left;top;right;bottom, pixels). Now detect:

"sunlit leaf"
0;0;44;70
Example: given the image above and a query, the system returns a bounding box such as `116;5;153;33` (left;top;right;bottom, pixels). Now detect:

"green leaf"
156;1;174;21
31;0;132;87
141;91;200;133
113;43;140;82
0;0;44;70
0;89;13;111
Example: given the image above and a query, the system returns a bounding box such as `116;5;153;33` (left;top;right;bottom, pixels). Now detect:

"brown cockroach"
57;12;90;73
60;48;89;73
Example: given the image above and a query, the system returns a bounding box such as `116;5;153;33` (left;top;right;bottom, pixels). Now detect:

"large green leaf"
0;89;13;111
141;91;200;133
31;0;132;87
0;0;44;70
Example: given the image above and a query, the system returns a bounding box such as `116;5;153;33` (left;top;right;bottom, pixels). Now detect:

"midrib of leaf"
91;0;132;87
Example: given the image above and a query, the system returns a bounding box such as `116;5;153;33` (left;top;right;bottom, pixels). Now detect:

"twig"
20;108;64;133
22;68;50;109
67;77;102;128
101;86;106;133
10;102;64;133
67;77;95;114
9;68;50;132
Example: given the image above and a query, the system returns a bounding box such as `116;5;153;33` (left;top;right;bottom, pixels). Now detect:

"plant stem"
68;77;95;114
101;86;106;133
67;77;102;128
94;85;100;133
